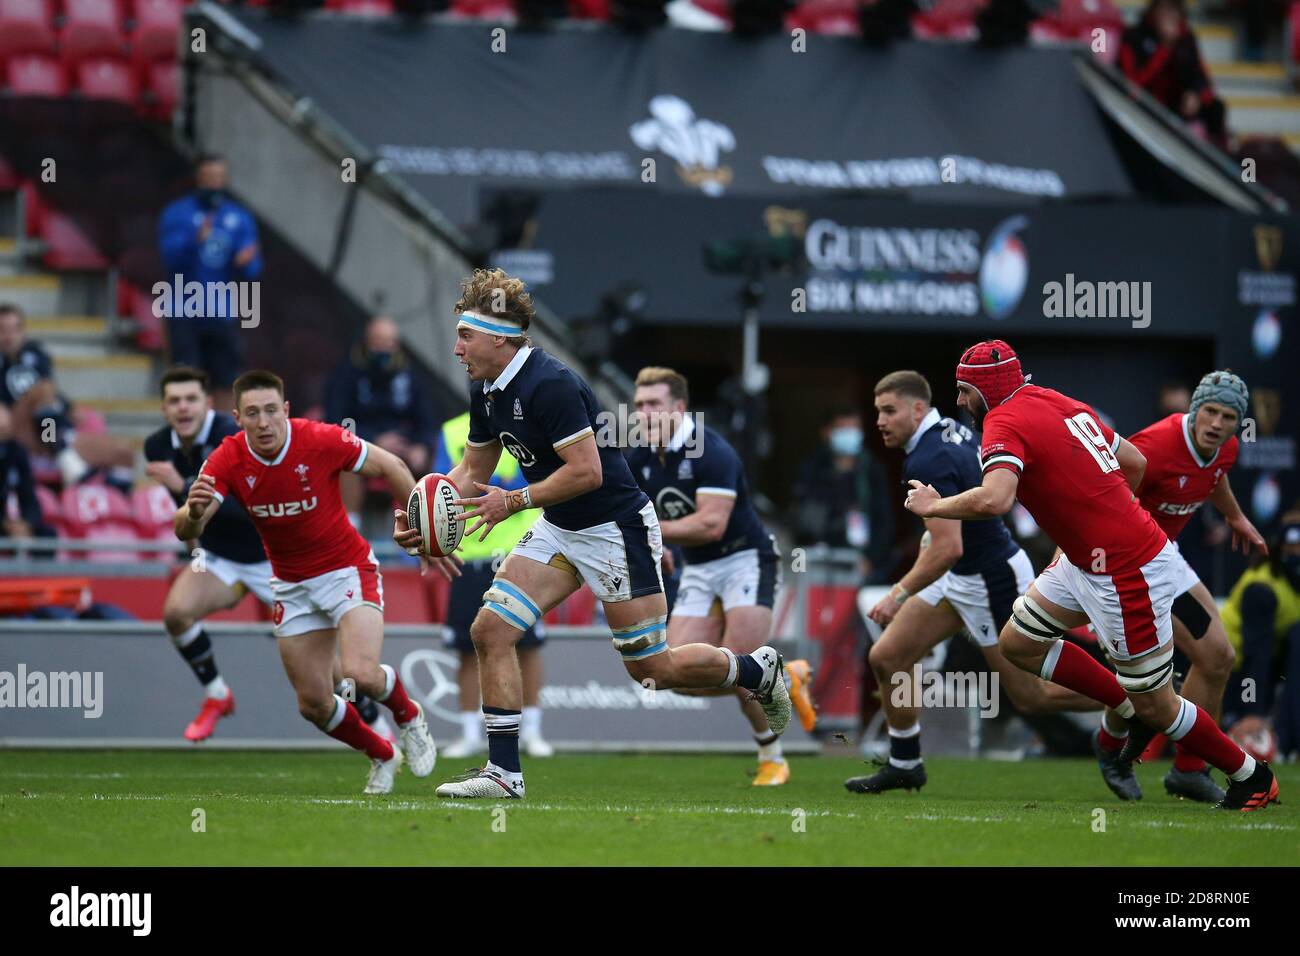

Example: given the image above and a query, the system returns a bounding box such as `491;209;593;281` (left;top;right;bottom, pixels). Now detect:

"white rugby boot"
751;646;792;735
522;733;555;758
441;736;486;760
398;701;437;778
435;764;525;799
364;744;404;795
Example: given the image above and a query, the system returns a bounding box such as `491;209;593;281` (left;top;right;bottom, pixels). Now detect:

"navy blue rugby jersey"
903;408;1018;575
144;409;266;564
467;347;648;531
626;418;774;565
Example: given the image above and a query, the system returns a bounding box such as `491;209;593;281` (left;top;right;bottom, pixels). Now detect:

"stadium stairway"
1104;0;1300;150
0;188;158;470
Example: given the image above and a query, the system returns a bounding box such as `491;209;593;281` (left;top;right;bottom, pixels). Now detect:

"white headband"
457;310;524;338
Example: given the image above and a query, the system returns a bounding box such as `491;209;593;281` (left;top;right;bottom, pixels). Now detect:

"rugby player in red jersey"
176;370;447;794
1105;370;1266;802
905;341;1278;811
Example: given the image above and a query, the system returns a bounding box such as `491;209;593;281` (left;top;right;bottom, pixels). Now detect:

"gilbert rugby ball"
408;473;464;558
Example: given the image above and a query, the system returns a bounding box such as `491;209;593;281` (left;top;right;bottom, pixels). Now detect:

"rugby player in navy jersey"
846;371;1098;794
627;367;815;786
393;270;792;799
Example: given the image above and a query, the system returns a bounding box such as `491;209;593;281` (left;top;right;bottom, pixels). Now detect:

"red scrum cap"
956;339;1027;410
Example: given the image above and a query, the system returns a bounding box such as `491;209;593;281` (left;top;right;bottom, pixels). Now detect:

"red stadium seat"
34;484;67;532
568;0;609;19
19;181;44;237
1031;0;1123;56
7;483;67;537
911;0;984;39
75;56;138;103
38;204;110;270
133;484;178;541
324;0;396;13
60;482;142;563
448;0;517;19
118;279;164;351
688;0;730;20
543;584;596;626
60;0;129;65
5;53;70;97
130;0;182;64
787;0;860;36
1292;1;1300;67
140;58;179;119
0;0;57;59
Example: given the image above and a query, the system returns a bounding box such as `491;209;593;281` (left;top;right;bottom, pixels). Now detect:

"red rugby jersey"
201;418;373;582
1130;412;1237;540
979;385;1167;574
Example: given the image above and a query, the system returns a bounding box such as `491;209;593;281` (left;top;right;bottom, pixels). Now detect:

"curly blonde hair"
454;268;535;340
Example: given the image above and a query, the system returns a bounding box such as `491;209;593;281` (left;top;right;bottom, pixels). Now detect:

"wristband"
891;585;911;604
507;486;532;513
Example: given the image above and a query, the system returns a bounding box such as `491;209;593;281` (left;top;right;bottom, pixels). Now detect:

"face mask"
830;427;863;457
196;189;225;210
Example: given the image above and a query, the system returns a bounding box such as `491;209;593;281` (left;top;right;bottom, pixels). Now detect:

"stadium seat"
60;0;130;65
1292;1;1300;68
448;0;517;19
687;0;730;20
18;181;44;237
910;0;984;39
543;584;596;626
60;482;142;563
34;484;63;527
787;0;860;36
1031;0;1122;58
118;279;164;351
0;0;57;59
132;484;178;541
74;56;138;104
324;0;396;13
38;204;110;270
129;0;183;64
568;0;609;18
140;58;179;119
5;53;70;97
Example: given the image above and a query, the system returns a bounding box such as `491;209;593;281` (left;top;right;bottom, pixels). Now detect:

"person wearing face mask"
791;406;893;582
325;316;442;527
1220;512;1300;762
157;153;263;413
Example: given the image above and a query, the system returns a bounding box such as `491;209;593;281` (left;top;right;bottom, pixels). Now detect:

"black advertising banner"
1217;217;1300;530
232;15;1136;223
512;190;1233;336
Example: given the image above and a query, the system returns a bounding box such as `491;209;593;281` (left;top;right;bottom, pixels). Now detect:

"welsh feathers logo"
630;95;735;197
979;215;1029;320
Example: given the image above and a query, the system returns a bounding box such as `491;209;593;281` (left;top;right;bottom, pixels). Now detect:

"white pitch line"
19;793;1295;831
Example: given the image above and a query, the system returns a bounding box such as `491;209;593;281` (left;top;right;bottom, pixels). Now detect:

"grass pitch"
2;751;1296;866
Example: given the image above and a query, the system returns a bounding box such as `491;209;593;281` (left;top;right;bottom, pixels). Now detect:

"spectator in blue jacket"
325;316;442;520
157;154;263;411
